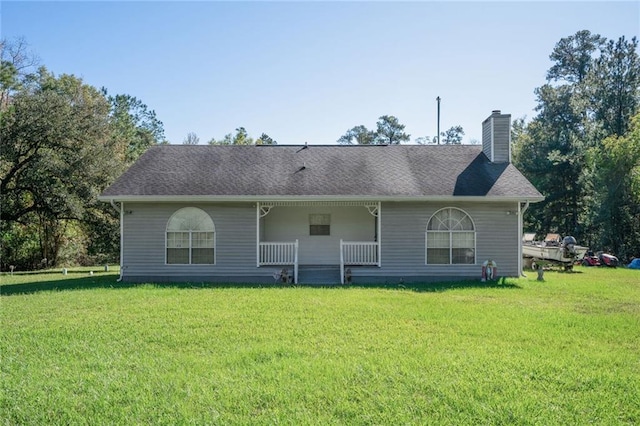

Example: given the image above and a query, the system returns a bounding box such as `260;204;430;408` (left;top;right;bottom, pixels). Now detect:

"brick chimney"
482;110;511;163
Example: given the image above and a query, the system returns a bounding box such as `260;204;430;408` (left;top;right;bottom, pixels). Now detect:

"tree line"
182;115;466;146
183;128;278;145
336;116;465;145
512;31;640;261
1;39;165;270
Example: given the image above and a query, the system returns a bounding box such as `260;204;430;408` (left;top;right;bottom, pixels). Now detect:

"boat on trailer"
522;233;589;269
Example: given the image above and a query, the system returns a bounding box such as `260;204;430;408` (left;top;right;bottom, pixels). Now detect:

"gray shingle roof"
100;144;543;200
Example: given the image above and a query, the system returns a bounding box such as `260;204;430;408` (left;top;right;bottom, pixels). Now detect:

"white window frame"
165;207;216;265
425;207;476;265
309;213;331;236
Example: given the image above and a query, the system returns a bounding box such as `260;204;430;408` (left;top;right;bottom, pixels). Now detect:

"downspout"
109;199;120;214
518;201;530;277
110;199;124;282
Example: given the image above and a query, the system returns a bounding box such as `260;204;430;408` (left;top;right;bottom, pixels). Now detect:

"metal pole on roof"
436;96;441;145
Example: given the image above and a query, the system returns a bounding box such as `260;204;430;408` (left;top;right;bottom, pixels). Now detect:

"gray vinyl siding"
121;200;520;283
122;202;260;282
482;119;493;161
492;115;511;163
482;114;511;163
350;201;520;282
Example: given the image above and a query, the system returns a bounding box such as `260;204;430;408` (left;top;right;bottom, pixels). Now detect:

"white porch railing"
259;240;298;283
340;240;380;284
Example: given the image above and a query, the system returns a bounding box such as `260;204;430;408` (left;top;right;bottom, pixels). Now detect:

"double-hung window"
426;208;475;264
166;207;215;264
309;214;331;236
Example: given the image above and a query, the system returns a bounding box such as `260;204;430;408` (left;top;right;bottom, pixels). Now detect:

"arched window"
166;207;215;264
426;208;475;265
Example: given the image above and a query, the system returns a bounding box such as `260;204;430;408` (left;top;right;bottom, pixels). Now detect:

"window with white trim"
426;208;475;264
166;207;215;264
309;214;330;236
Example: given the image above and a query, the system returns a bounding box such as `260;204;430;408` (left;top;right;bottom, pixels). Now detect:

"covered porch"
256;201;381;284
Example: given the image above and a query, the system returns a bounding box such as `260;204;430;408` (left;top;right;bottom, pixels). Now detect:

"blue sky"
2;1;638;144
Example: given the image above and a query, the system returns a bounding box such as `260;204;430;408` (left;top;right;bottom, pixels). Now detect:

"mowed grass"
1;267;639;424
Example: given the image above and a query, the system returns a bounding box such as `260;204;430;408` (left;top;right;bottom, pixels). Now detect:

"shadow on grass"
1;273;520;296
5;269;109;276
1;274;134;296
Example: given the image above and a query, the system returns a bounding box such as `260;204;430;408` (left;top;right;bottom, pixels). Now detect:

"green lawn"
1;267;639;424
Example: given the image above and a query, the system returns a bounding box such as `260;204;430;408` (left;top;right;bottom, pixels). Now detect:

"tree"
588;113;640;259
232;127;253;145
414;136;433;145
0;70;120;266
183;132;199;145
513;31;609;239
588;36;640;138
0;63;165;269
1;70;113;221
547;30;605;84
374;115;410;145
107;93;165;163
337;116;410;145
208;133;231;145
0;37;39;108
513;30;640;256
414;124;465;145
209;127;258;145
440;125;465;145
337;125;375;145
514;83;588;238
256;133;277;145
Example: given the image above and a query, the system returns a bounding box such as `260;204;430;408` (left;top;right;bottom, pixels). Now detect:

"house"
99;110;543;284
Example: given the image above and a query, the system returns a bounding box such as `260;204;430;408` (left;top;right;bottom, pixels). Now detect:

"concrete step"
297;265;341;284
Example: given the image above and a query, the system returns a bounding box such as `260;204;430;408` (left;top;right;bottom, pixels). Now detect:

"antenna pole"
436;96;441;145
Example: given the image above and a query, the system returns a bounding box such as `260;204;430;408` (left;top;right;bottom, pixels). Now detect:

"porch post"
518;201;530;276
119;201;124;281
340;239;345;284
256;203;260;267
517;202;521;275
294;239;299;284
377;201;382;267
